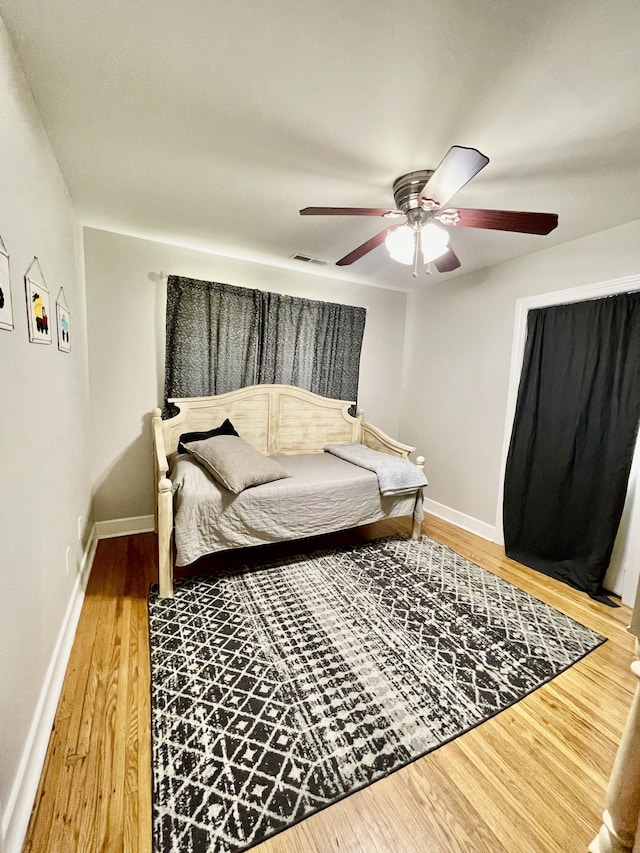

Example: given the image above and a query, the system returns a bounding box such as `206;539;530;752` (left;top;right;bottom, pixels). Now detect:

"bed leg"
412;458;426;540
158;477;174;598
411;516;422;540
589;642;640;853
152;408;160;534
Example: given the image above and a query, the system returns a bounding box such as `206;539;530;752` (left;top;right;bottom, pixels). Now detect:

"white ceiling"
2;0;640;292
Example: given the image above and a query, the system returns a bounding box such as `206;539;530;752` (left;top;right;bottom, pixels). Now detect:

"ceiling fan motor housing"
392;170;434;213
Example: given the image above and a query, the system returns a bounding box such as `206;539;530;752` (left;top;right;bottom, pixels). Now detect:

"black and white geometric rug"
148;535;604;853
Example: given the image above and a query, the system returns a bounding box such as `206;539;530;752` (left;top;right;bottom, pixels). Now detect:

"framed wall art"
24;261;52;344
56;287;70;352
0;234;14;331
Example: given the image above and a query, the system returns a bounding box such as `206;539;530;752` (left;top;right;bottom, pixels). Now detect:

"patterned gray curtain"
312;300;367;401
257;291;317;388
164;276;366;412
164;277;263;410
257;291;366;402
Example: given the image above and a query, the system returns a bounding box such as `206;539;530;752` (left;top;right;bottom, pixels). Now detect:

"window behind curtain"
164;276;366;413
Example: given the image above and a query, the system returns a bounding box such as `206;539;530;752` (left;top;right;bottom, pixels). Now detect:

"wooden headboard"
157;384;361;457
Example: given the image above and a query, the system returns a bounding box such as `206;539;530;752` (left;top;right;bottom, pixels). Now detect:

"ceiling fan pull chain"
412;231;420;278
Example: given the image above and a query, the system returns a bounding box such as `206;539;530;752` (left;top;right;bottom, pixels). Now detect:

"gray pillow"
183;434;290;494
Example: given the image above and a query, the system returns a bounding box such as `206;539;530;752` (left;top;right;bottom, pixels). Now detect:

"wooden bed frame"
152;384;425;598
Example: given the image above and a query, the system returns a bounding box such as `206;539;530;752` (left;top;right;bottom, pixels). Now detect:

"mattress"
170;451;420;566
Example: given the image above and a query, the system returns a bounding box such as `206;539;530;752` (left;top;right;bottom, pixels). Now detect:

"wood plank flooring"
22;516;637;852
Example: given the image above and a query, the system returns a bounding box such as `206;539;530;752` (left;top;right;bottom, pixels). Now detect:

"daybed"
152;384;426;598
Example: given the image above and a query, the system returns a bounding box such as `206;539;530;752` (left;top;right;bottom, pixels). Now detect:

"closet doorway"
496;274;640;606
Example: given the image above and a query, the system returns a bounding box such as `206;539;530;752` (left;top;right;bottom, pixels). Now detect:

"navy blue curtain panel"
503;291;640;599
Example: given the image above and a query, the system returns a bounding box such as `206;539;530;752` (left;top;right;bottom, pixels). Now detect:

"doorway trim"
494;272;640;547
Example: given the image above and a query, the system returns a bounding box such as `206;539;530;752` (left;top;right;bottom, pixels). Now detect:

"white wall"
83;227;408;523
0;16;93;853
400;219;640;533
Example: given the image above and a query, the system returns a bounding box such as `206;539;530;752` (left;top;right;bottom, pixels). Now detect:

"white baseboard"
94;514;155;539
2;527;98;853
423;497;497;542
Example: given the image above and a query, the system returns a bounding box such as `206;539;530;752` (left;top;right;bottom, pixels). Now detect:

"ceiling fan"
300;146;559;277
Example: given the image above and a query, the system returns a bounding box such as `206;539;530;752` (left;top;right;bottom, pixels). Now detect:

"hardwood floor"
23;516;636;852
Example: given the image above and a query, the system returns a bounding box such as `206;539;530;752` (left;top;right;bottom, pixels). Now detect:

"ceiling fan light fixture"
420;222;450;263
384;225;416;265
385;222;450;265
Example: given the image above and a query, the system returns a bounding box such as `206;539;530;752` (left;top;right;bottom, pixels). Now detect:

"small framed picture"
56;294;70;352
25;276;52;344
0;243;13;331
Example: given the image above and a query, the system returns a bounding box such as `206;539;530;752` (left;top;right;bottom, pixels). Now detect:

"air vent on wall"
290;252;328;266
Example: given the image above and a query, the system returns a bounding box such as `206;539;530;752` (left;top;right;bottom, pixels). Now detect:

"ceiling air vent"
290;252;328;266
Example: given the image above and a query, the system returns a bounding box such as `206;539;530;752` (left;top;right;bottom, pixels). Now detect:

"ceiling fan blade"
443;207;559;235
434;248;461;273
300;206;402;217
335;225;401;266
418;146;490;210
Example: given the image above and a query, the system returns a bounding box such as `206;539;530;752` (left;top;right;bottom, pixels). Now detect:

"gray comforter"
170;451;422;566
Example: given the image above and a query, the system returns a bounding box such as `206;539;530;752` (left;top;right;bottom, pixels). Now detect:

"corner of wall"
423;497;497;542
